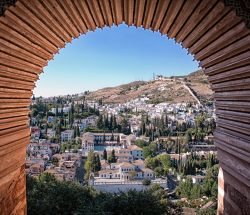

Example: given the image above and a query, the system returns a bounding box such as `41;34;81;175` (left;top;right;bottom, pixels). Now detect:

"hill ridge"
86;70;213;104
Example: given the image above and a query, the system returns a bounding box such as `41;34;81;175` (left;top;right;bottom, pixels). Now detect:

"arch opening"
28;26;217;214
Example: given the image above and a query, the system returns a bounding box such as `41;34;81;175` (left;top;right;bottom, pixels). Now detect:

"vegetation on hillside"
86;70;213;104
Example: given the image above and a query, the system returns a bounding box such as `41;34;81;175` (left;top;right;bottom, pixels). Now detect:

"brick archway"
0;0;249;214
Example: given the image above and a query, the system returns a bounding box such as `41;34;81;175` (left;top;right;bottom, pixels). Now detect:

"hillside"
186;70;213;102
86;70;213;104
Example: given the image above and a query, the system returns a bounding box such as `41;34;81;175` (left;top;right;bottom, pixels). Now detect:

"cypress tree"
55;105;58;117
110;115;113;130
94;155;101;171
103;133;106;143
103;149;107;160
128;124;131;135
113;115;117;129
97;115;104;129
76;126;80;137
111;132;114;141
165;114;168;128
104;115;109;130
117;135;120;144
141;121;146;136
60;107;63;117
74;126;77;138
108;149;117;164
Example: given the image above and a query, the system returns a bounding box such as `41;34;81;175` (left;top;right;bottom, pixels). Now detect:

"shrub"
142;178;151;186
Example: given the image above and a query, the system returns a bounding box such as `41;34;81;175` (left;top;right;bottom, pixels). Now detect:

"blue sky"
34;24;199;97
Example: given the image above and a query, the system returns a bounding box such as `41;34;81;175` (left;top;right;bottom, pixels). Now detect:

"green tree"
203;164;219;198
176;177;193;199
76;126;80;137
98;99;103;106
74;126;77;138
104;115;109;129
140;117;146;135
185;129;192;144
190;184;201;200
103;132;106;143
113;115;117;129
142;178;151;186
135;139;147;148
27;173;97;215
84;150;95;179
27;173;181;215
149;142;158;155
145;157;158;170
154;166;164;177
143;146;153;158
158;154;171;175
103;149;107;160
97;114;104;129
108;149;117;163
94;154;101;171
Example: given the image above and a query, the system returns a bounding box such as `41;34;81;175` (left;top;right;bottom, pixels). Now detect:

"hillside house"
61;130;74;142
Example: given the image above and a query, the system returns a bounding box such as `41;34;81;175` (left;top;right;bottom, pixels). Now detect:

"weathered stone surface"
218;167;250;215
0;163;26;215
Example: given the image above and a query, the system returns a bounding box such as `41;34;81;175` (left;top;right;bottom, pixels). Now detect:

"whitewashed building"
61;130;74;142
127;145;143;160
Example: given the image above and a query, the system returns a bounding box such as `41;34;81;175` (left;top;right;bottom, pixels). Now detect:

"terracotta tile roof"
119;162;135;168
127;145;143;151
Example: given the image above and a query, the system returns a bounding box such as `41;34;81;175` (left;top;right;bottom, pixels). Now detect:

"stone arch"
0;0;249;214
